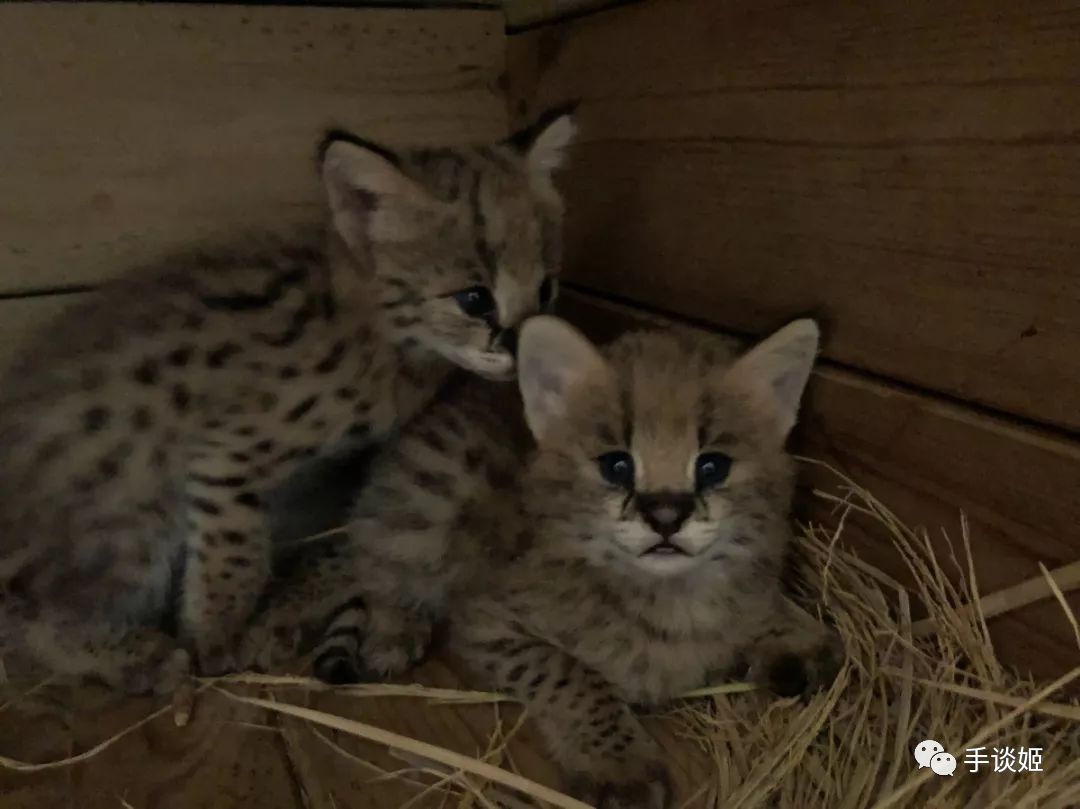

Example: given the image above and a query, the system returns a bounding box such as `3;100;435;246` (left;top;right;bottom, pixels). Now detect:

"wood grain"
0;655;715;808
0;3;506;293
557;290;1080;682
508;0;1080;432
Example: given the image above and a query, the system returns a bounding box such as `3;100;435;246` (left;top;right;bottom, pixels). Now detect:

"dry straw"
2;465;1078;808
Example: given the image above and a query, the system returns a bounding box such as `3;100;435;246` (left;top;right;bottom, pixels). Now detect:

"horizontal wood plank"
504;0;626;28
0;3;506;293
0;654;713;808
508;0;1080;432
558;290;1080;682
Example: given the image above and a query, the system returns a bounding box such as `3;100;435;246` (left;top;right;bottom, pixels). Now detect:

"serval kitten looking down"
246;316;840;807
0;109;575;691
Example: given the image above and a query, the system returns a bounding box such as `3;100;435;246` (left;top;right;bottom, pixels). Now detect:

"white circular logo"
914;739;944;768
930;752;957;776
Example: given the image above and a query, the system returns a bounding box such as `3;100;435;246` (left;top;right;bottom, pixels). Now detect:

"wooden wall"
0;2;507;356
510;0;1080;679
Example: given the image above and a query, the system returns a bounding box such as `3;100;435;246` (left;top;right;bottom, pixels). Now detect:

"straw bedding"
1;466;1078;809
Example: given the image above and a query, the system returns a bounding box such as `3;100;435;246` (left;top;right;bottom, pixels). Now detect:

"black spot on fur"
35;436;67;464
82;407;110;433
172;385;191;413
506;663;527;683
279;366;299;380
222;531;246;545
253;439;275;455
166;346;194;367
234;491;261;509
191;473;248;488
189;496;222;516
98;457;120;480
133;359;159;386
206;342;241;369
314;341;348;373
460;446;482;476
132;407;153;431
284;395;319;422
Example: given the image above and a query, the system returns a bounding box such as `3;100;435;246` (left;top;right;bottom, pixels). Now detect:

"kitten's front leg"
455;616;670;809
743;596;843;698
182;457;272;675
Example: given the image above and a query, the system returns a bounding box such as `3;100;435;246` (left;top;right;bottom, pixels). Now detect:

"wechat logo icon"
915;740;958;776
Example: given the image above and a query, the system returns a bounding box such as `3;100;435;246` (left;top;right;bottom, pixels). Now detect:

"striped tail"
311;595;370;684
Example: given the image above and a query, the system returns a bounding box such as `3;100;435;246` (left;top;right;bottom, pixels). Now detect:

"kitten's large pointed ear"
518;315;610;444
319;130;438;250
506;103;578;174
724;319;819;440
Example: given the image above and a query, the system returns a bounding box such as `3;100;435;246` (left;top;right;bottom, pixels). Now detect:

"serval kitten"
246;316;840;806
0;109;575;692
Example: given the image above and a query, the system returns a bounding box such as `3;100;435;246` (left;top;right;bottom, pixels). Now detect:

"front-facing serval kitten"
0;109;576;691
246;316;840;806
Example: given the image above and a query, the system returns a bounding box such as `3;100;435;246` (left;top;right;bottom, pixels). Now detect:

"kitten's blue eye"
597;451;635;488
695;453;732;490
538;277;557;308
453;286;496;319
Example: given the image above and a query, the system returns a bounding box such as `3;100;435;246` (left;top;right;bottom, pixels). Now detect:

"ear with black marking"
506;103;578;174
518;315;610;444
318;130;439;250
724;319;820;441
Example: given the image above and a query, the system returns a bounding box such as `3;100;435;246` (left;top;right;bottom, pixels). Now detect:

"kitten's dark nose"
636;492;695;539
496;327;518;357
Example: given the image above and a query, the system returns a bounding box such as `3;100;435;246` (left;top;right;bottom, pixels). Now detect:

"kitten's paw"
568;763;671;809
240;619;304;673
357;612;433;679
193;633;241;677
121;647;192;696
751;629;844;698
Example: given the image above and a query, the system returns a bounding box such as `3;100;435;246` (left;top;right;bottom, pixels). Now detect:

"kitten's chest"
580;631;715;706
559;587;742;706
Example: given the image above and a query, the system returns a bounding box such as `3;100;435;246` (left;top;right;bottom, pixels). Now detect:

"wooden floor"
0;654;713;809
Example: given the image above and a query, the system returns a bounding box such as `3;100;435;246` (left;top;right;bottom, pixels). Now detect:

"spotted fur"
245;317;841;806
0;110;575;691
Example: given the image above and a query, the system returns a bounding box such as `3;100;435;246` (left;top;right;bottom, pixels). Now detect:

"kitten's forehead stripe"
469;174;498;281
609;332;722;492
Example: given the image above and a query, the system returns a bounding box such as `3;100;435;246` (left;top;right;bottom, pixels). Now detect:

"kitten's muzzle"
636;491;694;540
